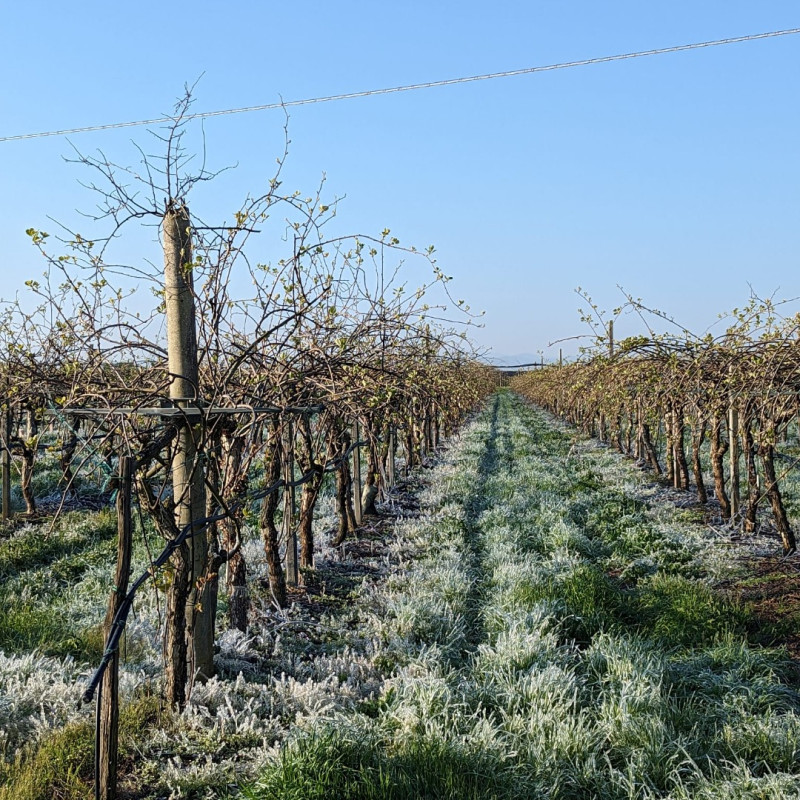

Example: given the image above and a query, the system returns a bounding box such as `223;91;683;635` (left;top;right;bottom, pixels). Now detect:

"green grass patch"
0;601;105;659
0;509;120;658
0;720;94;800
635;575;751;648
511;562;634;644
0;509;117;580
243;726;511;800
0;694;165;800
575;490;698;576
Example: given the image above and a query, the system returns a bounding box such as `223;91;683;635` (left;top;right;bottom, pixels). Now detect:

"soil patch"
719;555;800;657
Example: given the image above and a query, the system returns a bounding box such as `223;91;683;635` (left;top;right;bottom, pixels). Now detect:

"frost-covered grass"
245;391;800;800
4;391;800;798
0;507;166;663
0;450;424;796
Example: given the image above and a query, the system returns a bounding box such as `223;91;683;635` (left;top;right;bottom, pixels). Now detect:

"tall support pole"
599;324;613;443
1;406;11;521
352;419;363;527
559;349;563;368
636;398;644;461
729;368;740;522
98;455;133;800
387;425;396;489
163;204;212;683
283;419;299;587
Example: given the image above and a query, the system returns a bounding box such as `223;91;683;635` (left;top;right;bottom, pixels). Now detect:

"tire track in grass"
460;392;499;650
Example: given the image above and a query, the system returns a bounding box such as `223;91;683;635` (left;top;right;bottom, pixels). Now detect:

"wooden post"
636;398;644;461
387;426;396;489
283;420;298;587
98;455;133;800
352;419;363;527
672;408;681;490
1;406;11;521
729;372;740;522
163;204;212;682
397;427;405;475
559;349;563;368
608;320;614;358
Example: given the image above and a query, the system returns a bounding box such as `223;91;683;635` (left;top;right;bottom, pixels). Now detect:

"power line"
2;27;799;144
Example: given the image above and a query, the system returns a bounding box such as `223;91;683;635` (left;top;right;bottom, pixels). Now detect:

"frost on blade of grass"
182;671;357;738
474;610;566;675
669;764;800;799
0;652;90;758
374;552;472;657
0;650;150;760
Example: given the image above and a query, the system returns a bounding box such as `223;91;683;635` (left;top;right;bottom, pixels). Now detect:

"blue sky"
1;2;798;360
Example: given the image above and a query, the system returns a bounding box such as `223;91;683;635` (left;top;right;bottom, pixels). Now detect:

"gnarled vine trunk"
710;413;731;520
689;415;707;504
741;408;759;534
260;422;287;608
296;415;324;570
760;440;797;555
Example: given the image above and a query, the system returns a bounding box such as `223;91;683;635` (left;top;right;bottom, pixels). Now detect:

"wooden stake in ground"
1;406;11;521
98;455;133;800
352;419;363;527
283;419;299;587
163;204;212;685
387;426;395;489
729;368;740;522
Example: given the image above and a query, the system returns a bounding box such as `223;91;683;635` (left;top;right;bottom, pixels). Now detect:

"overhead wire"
2;27;799;144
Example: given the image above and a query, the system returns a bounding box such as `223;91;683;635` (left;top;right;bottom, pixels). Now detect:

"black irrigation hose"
81;437;369;705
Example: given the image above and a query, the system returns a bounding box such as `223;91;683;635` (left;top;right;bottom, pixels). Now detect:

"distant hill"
481;353;543;367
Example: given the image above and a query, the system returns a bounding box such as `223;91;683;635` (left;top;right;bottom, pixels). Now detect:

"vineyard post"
98;455;133;800
728;367;740;522
1;405;11;520
283;419;299;587
608;320;614;358
387;425;395;489
423;329;432;450
352;419;363;526
636;397;644;461
559;349;563;368
163;204;213;681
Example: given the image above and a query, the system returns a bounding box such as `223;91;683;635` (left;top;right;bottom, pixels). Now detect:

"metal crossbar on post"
49;404;325;418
